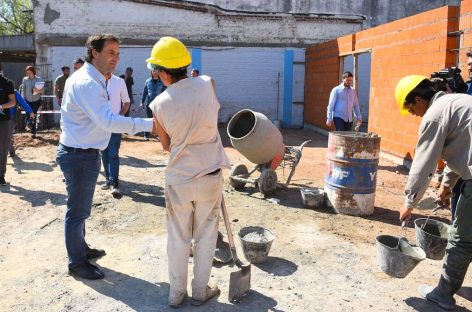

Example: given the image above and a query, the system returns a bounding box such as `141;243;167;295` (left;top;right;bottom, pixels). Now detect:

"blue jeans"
25;100;41;134
333;117;353;131
144;105;153;138
100;133;122;186
56;144;101;268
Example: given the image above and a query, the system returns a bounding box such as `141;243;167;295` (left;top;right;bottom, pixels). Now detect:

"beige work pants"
165;172;223;300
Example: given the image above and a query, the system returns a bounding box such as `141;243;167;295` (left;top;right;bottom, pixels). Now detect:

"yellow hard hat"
395;75;428;115
146;36;191;69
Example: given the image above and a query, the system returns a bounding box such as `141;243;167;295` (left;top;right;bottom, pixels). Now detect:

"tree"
0;0;34;35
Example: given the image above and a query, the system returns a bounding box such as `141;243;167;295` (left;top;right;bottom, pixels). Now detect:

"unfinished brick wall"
459;0;472;75
305;5;460;159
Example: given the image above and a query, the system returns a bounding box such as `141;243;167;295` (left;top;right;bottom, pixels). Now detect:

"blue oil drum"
324;131;381;216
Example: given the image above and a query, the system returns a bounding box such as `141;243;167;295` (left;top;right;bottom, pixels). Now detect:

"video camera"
430;66;468;94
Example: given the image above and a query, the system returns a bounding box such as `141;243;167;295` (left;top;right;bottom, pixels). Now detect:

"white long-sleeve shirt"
59;62;152;150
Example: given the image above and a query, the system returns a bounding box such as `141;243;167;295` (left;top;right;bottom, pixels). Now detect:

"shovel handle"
220;196;243;265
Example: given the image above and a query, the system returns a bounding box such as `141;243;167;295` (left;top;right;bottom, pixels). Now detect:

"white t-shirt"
106;75;130;114
149;75;230;185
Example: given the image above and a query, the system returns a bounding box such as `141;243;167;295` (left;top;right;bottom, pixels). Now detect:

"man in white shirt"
100;73;130;195
56;34;154;280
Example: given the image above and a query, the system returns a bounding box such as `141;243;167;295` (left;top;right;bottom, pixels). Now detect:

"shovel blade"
228;265;251;302
214;232;233;264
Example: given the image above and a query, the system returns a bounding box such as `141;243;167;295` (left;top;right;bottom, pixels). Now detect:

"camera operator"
430;65;468;225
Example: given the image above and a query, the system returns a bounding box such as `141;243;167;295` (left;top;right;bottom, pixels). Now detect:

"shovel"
221;196;251;302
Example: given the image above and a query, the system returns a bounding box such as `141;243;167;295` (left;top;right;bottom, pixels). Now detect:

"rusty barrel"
324;131;381;216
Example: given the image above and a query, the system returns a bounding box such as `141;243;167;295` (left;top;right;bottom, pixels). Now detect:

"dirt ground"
1;128;471;312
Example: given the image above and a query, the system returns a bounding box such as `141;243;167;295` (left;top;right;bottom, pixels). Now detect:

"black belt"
206;169;221;175
59;143;98;154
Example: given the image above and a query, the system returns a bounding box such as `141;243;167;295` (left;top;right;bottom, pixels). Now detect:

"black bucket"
414;218;450;260
375;235;426;278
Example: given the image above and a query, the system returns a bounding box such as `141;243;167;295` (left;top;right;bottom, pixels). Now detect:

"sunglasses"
148;63;162;72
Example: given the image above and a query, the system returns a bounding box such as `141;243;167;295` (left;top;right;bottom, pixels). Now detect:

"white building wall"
49;46;305;125
34;0;363;47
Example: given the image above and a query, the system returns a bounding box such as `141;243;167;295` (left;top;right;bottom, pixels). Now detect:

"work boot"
86;246;106;260
169;291;187;308
0;176;6;186
191;284;220;306
68;262;104;280
419;284;456;311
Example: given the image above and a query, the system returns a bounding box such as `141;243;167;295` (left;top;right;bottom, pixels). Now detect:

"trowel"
221;196;251;302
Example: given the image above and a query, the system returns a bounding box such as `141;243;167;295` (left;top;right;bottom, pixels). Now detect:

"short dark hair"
342;71;353;79
73;58;84;65
85;34;119;63
161;67;188;80
126;67;133;73
61;66;70;71
405;79;435;104
25;65;36;75
191;68;199;75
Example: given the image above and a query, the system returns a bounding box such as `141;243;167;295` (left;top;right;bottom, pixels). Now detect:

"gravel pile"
243;231;270;243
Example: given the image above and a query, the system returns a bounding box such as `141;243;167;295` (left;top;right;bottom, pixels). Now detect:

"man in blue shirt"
141;68;165;140
326;71;362;131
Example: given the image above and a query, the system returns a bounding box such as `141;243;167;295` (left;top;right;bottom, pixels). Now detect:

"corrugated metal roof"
0;34;35;51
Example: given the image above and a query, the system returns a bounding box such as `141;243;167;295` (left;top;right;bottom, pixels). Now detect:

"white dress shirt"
107;75;129;114
59;62;153;150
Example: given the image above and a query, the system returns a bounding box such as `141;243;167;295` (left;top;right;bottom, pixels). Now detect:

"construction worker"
396;75;472;310
146;37;230;308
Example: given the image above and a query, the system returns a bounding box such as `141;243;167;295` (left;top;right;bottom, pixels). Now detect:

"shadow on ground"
118;180;166;207
404;296;470;311
254;256;298;277
362;207;451;228
1;183;67;207
120;155;164;168
78;266;280;312
11;155;56;174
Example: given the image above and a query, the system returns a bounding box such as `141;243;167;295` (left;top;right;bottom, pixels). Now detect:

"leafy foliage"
0;0;34;35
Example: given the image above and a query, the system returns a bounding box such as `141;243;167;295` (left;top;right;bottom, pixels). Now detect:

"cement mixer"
227;109;311;195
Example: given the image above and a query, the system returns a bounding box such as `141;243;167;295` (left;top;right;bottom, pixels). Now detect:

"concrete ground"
1;128;471;312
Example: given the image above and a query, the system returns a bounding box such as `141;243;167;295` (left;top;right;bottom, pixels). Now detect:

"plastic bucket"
324;131;381;216
238;226;275;264
376;235;426;278
414;218;450;260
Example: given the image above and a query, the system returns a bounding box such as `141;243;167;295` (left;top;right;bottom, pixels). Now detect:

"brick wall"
459;0;472;75
305;5;460;159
